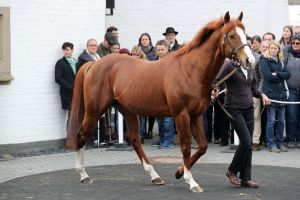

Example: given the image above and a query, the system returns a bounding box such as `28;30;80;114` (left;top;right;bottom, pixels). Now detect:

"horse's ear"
224;11;230;23
237;12;243;21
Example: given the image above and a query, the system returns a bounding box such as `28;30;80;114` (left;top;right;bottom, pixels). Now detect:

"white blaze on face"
236;26;256;66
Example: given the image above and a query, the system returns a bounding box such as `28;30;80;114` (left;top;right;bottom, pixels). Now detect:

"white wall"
106;0;289;50
289;5;300;25
0;0;105;144
0;0;290;145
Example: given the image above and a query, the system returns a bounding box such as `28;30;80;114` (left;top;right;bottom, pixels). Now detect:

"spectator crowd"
55;24;300;152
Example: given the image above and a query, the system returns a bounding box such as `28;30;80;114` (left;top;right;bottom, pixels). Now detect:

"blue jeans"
286;89;300;142
157;117;175;147
266;106;285;148
139;116;146;138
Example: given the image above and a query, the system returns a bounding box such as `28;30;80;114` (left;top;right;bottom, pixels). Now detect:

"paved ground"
0;142;300;199
1;164;299;200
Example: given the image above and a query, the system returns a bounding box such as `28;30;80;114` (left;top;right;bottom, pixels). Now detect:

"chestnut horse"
67;12;255;193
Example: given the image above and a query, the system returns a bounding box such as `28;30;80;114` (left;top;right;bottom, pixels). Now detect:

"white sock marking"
183;166;199;190
75;146;89;181
142;158;160;181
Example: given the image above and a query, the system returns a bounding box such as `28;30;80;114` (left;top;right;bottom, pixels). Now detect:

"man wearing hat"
97;32;119;58
163;27;181;51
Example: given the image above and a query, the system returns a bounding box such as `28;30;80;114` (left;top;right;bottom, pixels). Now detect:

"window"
0;7;13;82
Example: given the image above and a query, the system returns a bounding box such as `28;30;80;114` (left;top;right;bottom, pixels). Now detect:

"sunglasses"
292;42;300;45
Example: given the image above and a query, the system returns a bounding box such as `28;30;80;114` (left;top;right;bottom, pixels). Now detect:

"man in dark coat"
97;32;118;58
55;42;78;110
163;27;181;51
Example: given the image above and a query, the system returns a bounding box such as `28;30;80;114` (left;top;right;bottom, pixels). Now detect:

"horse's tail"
66;61;94;150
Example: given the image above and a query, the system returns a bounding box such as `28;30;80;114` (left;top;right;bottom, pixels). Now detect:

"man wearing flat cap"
163;27;181;51
97;32;119;58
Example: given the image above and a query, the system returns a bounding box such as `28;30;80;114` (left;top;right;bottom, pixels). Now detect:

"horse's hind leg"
76;146;93;183
118;107;164;185
175;114;207;181
76;103;110;183
175;110;203;193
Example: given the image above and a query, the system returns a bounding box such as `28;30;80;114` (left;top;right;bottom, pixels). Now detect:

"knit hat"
105;32;118;45
291;33;300;41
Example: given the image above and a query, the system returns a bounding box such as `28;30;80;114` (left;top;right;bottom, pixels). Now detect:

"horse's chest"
188;99;209;115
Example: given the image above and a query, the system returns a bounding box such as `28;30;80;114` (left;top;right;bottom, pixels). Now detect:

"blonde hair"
131;46;147;60
263;40;284;62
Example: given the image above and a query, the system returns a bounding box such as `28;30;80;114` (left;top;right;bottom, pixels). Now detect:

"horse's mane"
175;17;245;57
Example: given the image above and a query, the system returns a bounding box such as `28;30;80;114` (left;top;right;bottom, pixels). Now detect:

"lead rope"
216;98;265;124
210;60;241;105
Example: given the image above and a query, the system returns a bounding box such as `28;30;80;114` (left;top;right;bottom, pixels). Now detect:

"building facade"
107;0;289;50
0;0;290;154
0;0;105;154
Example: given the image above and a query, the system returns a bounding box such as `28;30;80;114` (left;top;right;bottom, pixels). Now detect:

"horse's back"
90;54;172;115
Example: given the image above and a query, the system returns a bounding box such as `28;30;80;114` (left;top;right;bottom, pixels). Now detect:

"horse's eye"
229;35;235;39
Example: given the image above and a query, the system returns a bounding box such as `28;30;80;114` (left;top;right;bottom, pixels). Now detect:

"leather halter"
211;33;250;100
211;37;243;102
223;33;250;61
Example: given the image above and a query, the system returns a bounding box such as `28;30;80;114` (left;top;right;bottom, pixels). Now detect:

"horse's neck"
188;32;225;85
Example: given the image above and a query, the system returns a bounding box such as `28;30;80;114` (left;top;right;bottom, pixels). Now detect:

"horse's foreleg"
190;115;208;166
175;110;203;193
119;108;164;185
176;115;208;181
75;146;93;183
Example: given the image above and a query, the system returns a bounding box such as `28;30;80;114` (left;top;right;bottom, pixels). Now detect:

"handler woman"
212;59;270;188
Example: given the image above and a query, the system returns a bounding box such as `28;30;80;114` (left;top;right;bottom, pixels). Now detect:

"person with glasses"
284;34;300;149
260;40;291;153
77;39;101;68
77;39;103;147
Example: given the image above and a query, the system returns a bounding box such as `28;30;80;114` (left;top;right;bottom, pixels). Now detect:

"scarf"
288;46;300;58
141;46;153;54
86;49;100;61
65;57;76;74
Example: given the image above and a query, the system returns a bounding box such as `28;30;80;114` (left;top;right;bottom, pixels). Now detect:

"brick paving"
0;142;299;184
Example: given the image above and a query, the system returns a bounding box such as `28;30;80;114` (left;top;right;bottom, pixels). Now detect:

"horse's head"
222;12;255;69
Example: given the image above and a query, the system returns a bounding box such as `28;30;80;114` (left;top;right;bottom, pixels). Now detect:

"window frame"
0;7;13;82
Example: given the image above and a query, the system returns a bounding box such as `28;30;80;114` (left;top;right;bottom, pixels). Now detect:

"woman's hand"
211;88;219;99
262;93;271;105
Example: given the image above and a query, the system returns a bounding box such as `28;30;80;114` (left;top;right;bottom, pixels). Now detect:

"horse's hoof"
152;177;165;185
190;186;204;193
80;177;94;184
175;170;183;179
